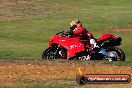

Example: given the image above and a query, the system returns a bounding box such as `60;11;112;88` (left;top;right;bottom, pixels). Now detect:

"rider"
67;20;100;52
67;20;114;59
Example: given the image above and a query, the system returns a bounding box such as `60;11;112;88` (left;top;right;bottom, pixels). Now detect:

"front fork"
53;45;61;58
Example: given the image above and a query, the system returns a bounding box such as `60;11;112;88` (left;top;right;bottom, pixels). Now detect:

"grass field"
0;0;132;88
0;0;132;60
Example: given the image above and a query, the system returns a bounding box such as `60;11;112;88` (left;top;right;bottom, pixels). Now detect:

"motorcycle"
42;31;125;61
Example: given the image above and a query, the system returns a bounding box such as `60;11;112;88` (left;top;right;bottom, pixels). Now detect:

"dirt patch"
0;2;15;8
0;0;31;8
0;60;132;88
18;0;32;4
112;29;132;32
0;1;32;21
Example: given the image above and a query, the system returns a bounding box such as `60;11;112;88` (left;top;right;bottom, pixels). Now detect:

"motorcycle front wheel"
42;47;55;59
42;46;67;59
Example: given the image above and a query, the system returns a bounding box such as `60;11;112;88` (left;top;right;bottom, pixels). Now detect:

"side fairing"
49;35;85;58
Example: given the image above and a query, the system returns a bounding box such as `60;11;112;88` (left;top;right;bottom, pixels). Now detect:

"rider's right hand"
66;30;73;35
64;31;70;36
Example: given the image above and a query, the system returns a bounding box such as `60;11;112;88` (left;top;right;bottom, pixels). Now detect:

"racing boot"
99;48;116;61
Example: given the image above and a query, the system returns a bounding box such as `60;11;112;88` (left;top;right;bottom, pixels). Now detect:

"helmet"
70;20;82;30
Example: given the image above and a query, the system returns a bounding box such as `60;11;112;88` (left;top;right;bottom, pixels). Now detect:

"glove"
65;30;73;36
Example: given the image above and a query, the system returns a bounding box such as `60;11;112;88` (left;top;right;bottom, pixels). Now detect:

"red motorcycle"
42;31;125;61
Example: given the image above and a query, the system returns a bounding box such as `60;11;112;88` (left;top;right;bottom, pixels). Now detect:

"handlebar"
56;31;65;35
56;31;72;37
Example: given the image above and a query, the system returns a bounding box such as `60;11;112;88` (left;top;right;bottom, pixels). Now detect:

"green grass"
0;0;132;60
0;79;76;88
